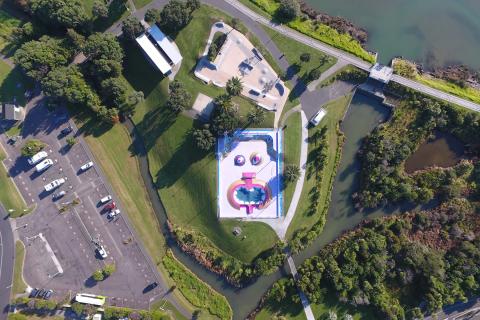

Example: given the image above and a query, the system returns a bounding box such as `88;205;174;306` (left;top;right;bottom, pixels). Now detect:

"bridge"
224;0;480;113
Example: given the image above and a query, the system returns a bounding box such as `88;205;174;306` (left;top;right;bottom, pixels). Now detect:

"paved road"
0;205;14;320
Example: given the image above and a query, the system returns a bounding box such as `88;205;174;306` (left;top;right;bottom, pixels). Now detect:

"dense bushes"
291;199;480;319
356;94;480;209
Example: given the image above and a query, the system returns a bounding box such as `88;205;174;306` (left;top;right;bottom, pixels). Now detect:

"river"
132;92;412;319
304;0;480;69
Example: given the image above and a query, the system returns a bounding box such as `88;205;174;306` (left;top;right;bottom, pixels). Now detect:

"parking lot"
0;100;163;308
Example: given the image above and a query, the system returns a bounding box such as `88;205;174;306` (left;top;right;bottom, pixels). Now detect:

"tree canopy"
159;0;200;34
277;0;301;21
122;16;144;41
14;36;72;81
84;33;124;80
29;0;89;30
166;80;191;113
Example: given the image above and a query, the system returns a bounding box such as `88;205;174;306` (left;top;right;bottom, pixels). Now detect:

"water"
236;187;267;203
304;0;480;69
404;131;465;174
129;94;414;319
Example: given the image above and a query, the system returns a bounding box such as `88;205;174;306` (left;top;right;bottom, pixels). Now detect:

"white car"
28;151;48;165
310;108;327;126
44;178;66;192
107;209;120;219
97;246;108;259
80;161;94;171
35;159;53;172
99;195;112;204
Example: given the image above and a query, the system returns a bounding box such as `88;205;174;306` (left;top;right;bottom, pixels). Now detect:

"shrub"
277;0;300;21
66;137;76;146
92;269;104;281
21;139;46;157
103;263;116;277
285;164;300;183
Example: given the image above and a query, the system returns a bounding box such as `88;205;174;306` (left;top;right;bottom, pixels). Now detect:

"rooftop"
369;63;393;83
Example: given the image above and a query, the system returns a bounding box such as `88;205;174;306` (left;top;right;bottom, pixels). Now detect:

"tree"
84;33;124;80
101;77;128;107
214;94;233;112
285;164;300;183
14;36;71;81
93;269;105;281
226;77;243;96
66;137;77;146
277;0;300;21
93;0;109;19
97;106;120;124
247;106;266;125
192;125;215;151
29;0;89;30
145;8;161;24
71;302;85;316
21;139;46;157
103;263;116;277
41;65;101;111
66;28;86;53
122;16;144;41
166;80;191;113
300;52;311;63
159;0;196;34
309;68;322;81
210;105;238;136
207;42;217;61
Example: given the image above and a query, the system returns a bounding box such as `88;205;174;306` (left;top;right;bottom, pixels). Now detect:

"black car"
29;288;39;298
37;289;45;298
61;126;73;135
143;282;158;293
43;289;53;300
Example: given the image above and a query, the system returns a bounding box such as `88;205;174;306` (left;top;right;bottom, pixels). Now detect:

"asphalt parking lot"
0;100;164;308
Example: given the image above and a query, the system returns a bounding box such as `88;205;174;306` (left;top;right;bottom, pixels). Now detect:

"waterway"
129;92;414;319
304;0;480;69
404;131;465;174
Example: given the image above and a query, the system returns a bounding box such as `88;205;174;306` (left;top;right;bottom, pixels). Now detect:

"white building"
369;63;393;84
135;24;182;75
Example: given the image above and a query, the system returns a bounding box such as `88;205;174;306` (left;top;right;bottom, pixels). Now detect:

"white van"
28;151;48;165
310;108;327;126
35;159;53;172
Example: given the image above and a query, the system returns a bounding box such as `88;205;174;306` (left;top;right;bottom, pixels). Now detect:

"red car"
104;201;116;211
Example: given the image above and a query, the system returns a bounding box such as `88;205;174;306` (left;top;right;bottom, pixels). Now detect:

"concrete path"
307;58;349;92
287;254;315;320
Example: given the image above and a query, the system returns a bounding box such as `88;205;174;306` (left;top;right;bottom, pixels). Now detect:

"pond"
404;131;465;174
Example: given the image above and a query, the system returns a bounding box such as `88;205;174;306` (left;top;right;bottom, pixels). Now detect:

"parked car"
53;191;66;200
43;289;53;300
35;159;53;172
61;126;73;135
80;161;94;171
100;195;112;204
107;209;120;219
96;245;108;259
310;108;327;126
29;288;39;298
104;201;116;211
44;178;66;192
37;289;45;298
28;151;48;165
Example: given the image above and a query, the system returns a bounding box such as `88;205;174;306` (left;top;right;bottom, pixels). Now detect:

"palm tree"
284;164;300;183
214;94;233;112
247;106;266;125
226;76;243;96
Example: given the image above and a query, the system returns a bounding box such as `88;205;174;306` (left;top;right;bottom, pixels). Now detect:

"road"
0;205;14;320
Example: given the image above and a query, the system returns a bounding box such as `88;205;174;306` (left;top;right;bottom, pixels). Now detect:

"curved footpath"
0;205;14;320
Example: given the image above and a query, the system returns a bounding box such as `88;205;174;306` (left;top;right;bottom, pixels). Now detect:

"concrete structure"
136;24;182;75
191;93;215;121
195;22;289;111
217;129;283;219
2;103;25;122
369;63;393;83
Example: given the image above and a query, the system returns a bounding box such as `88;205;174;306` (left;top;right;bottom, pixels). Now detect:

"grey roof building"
2;103;25;121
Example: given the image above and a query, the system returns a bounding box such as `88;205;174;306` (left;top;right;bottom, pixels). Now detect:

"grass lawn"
0;59;32;106
417;76;480;104
0;148;30;217
282;111;301;213
286;95;351;239
263;26;337;82
123;5;279;263
163;251;232;320
133;0;154;9
12;240;27;297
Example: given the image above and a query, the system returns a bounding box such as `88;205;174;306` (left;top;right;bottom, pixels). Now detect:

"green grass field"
282;112;301;213
286;95;351;239
163;252;232;320
12;241;27;297
0;59;32;106
0;148;29;217
263;26;337;82
123;5;279;262
133;0;153;8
